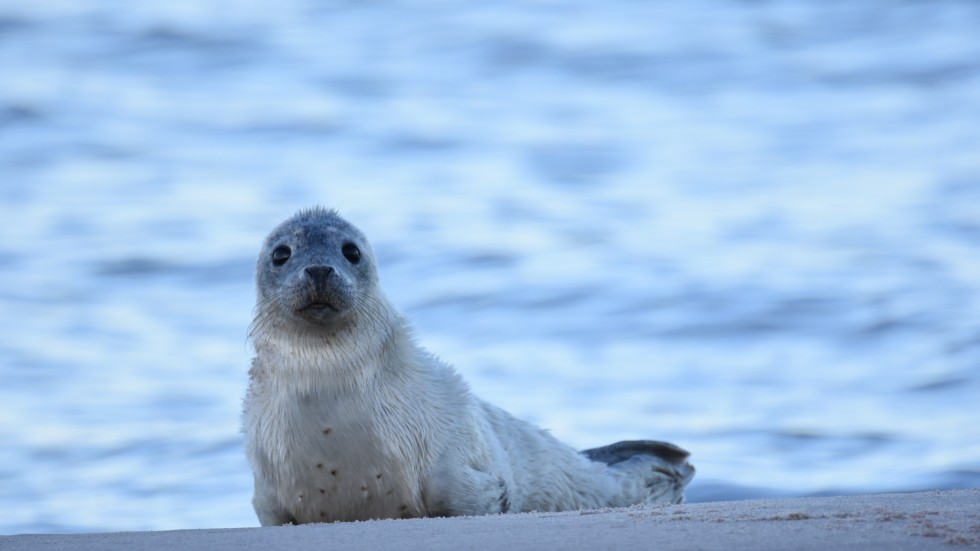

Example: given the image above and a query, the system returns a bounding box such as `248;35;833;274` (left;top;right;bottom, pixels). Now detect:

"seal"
242;207;694;525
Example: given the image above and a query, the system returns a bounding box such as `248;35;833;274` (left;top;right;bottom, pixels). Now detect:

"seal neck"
249;300;407;395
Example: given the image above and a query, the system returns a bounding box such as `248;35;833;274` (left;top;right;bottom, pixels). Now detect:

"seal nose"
305;265;335;291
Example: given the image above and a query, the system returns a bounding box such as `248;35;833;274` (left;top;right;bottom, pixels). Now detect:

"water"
2;0;980;535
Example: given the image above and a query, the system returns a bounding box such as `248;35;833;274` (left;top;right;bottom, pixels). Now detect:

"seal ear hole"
342;243;361;264
271;245;292;266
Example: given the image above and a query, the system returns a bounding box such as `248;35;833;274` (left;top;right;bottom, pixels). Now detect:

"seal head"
253;207;379;331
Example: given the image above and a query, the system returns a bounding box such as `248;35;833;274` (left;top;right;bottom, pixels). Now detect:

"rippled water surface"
2;0;980;534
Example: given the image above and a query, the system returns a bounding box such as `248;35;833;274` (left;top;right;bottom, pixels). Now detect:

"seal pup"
243;207;694;525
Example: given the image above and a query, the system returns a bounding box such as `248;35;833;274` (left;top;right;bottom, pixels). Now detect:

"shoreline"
4;489;978;550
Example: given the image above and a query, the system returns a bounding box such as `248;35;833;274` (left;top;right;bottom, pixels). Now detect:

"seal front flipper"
251;475;297;526
582;440;695;504
424;466;511;517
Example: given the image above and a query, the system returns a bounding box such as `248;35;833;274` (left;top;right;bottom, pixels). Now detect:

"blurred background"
2;0;980;535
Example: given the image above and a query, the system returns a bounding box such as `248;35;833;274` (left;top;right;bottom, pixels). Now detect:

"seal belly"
283;456;421;523
254;383;425;523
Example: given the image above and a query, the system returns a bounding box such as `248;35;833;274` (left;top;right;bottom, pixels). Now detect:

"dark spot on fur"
360;485;367;491
399;504;408;511
331;469;338;476
387;490;393;496
319;488;325;494
323;428;332;435
320;511;325;518
376;473;383;479
316;463;323;469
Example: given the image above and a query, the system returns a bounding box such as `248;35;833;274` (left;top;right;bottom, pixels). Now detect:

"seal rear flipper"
581;440;690;466
581;440;695;504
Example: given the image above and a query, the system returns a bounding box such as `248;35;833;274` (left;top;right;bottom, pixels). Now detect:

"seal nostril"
304;265;334;285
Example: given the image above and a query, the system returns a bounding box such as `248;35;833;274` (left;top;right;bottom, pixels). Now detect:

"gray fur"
242;207;695;525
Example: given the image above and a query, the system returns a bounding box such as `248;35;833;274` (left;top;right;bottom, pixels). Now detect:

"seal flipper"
582;440;690;466
581;440;695;504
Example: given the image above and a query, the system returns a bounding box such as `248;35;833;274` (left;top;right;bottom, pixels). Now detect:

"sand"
4;489;978;550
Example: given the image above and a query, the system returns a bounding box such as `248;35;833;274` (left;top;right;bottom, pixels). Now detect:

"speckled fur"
242;207;694;525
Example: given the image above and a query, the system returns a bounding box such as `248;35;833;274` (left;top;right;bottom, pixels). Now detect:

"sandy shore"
4;489;978;550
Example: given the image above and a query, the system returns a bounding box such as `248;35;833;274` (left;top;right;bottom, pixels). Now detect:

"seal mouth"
295;301;343;326
299;302;339;313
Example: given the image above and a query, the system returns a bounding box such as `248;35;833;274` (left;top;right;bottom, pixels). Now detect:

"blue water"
2;0;980;535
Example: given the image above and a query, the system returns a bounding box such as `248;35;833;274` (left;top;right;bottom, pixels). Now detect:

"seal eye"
342;243;361;264
271;245;291;266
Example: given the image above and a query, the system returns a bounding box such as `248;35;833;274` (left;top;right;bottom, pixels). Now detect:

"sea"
1;0;979;534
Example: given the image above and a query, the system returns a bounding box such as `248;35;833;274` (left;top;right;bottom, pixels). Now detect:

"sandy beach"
4;489;977;550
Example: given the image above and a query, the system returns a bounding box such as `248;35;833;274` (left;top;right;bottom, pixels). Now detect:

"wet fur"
242;207;694;525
